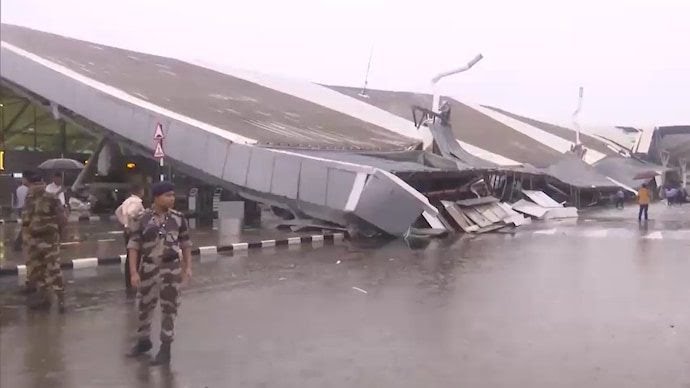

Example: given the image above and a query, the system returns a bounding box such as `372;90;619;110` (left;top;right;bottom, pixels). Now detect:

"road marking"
534;228;557;235
644;231;663;240
582;229;609;238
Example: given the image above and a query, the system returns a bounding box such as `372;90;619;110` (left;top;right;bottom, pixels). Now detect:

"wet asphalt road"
2;214;690;388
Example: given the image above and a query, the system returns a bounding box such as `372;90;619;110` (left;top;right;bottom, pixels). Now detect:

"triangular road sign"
153;123;165;140
153;141;165;158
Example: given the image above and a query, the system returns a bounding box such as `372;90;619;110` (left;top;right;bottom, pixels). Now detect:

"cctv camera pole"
431;54;483;113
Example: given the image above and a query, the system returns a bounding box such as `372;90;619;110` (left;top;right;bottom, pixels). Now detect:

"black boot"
126;338;153;357
150;342;171;366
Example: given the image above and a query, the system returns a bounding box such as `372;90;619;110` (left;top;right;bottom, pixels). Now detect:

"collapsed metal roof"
291;150;488;181
593;156;668;190
483;106;619;157
0;24;419;151
542;156;619;189
0;23;446;236
328;86;564;167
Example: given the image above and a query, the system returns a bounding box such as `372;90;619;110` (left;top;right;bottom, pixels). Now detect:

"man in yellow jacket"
638;183;651;222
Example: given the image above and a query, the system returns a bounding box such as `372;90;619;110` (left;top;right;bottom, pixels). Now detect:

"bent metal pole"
430;54;483;113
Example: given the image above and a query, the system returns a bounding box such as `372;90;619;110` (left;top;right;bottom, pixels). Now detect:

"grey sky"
1;0;688;128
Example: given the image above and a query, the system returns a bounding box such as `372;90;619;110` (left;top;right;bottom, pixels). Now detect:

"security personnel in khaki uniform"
126;182;193;366
22;172;67;312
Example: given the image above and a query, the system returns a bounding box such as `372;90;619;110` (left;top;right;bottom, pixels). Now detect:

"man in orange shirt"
638;183;651;222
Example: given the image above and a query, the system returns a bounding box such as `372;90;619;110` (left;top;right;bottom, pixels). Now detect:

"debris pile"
440;196;530;234
436;189;578;235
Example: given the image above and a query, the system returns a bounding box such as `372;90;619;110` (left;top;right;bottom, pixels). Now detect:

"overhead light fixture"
126;162;136;169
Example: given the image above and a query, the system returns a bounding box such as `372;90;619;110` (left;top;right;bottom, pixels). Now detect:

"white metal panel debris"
522;190;562;208
512;191;578;220
512;199;549;218
441;197;530;233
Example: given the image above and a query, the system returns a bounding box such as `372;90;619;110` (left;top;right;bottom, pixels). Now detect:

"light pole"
431;54;483;113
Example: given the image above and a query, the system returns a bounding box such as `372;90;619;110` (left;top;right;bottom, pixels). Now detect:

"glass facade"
0;86;97;154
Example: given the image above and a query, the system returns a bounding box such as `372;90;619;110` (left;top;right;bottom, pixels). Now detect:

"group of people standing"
14;172;193;366
612;183;659;222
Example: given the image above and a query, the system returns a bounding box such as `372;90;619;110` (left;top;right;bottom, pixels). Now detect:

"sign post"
153;123;165;182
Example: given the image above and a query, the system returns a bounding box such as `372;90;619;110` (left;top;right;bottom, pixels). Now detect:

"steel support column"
59;119;67;156
71;136;107;192
679;158;688;188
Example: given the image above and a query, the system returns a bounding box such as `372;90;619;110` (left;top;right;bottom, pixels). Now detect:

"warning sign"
153;142;165;159
153;123;165;140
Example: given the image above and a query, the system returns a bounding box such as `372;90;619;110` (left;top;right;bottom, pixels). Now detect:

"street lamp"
431;53;483;113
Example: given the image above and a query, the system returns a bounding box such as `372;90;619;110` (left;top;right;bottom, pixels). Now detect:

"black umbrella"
38;158;86;170
633;170;660;180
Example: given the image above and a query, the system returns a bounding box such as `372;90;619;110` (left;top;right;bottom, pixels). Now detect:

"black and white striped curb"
0;215;116;224
0;233;346;276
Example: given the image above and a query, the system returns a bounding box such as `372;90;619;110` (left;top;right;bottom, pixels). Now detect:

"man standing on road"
638;183;651;222
22;172;67;311
115;183;145;295
615;188;625;209
126;182;192;366
13;172;31;252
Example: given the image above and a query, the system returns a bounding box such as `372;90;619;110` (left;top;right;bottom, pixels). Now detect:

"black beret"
151;181;175;197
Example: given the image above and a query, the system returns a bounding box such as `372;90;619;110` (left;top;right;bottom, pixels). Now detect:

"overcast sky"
2;0;688;128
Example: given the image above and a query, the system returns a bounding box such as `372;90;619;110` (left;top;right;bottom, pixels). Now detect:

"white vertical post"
679;158;688;189
572;86;584;146
159;156;165;182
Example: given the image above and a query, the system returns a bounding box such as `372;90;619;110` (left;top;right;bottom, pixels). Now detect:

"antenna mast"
358;45;374;98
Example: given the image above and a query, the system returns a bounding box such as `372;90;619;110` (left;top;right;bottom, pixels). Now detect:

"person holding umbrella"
38;158;85;212
45;172;67;207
